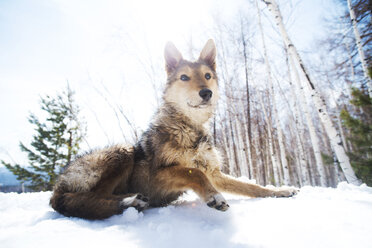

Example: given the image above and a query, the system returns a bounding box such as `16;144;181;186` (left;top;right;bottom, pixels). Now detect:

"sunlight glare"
130;0;213;44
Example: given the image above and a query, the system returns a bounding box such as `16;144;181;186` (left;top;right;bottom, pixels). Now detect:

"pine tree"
340;88;372;185
1;86;86;191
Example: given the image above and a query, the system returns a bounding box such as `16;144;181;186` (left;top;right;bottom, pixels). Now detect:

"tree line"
212;0;370;187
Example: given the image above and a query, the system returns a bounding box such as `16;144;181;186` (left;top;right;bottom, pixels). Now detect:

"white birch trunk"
347;0;372;98
319;122;338;187
277;128;288;184
275;140;284;184
292;124;306;184
287;122;301;186
239;98;254;179
320;122;331;154
289;55;327;186
253;126;262;183
228;111;240;176
226;122;237;176
286;50;309;186
259;92;280;185
337;113;349;153
233;112;248;177
265;134;272;184
254;117;266;184
344;40;356;86
218;111;235;175
263;0;361;185
240;20;254;179
256;0;289;185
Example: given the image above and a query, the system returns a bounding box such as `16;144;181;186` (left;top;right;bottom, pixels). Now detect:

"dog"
50;39;298;220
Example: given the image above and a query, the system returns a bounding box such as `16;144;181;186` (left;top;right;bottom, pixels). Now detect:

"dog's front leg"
208;168;298;198
151;166;229;211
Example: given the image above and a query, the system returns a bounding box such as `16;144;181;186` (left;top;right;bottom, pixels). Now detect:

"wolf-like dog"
50;39;298;220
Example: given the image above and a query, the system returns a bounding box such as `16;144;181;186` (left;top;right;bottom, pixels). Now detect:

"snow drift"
1;182;372;248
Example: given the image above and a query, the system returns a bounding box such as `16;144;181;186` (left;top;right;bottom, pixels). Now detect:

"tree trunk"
240;19;254;179
240;99;254;179
289;54;327;186
228;110;240;176
233;112;248;177
262;0;361;185
259;91;280;185
344;38;356;86
347;0;372;98
256;0;289;185
285;48;309;186
255;114;267;185
219;113;234;175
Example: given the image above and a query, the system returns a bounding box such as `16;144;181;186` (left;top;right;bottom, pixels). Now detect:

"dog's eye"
180;74;190;81
205;73;211;80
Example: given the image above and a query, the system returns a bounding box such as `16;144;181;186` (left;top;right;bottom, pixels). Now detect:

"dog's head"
163;39;219;123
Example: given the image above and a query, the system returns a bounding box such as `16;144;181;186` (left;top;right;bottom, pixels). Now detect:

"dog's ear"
198;39;216;71
164;42;183;75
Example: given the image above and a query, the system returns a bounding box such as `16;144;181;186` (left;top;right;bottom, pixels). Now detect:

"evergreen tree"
1;86;86;191
340;88;372;186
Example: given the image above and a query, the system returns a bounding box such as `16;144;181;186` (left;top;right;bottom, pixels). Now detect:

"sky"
0;0;341;166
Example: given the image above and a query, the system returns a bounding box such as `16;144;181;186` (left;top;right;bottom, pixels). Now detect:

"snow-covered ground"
1;182;372;248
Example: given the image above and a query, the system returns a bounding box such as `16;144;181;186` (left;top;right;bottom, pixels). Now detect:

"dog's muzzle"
199;88;212;102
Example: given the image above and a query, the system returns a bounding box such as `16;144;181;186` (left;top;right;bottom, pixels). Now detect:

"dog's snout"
199;88;213;101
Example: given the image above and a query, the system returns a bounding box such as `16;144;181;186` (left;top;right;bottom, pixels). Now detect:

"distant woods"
211;0;371;186
210;0;371;186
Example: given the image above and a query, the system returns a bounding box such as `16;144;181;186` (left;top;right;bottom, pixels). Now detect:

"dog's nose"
199;88;213;101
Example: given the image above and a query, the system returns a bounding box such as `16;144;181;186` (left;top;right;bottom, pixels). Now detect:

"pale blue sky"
0;0;341;165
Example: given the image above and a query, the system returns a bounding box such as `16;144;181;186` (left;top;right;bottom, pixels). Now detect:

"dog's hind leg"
50;192;149;220
208;168;298;198
50;145;149;219
90;145;136;195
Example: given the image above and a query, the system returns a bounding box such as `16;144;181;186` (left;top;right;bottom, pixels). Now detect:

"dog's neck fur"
155;101;213;133
137;101;213;167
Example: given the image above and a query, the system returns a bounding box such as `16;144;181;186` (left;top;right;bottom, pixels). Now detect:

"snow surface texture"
1;182;372;248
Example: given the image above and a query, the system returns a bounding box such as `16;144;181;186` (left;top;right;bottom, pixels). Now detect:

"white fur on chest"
190;143;221;172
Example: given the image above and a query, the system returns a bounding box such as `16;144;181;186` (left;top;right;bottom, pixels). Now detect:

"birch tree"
285;48;310;186
255;0;289;185
258;90;280;185
289;54;326;186
347;0;372;98
239;17;254;179
262;0;361;185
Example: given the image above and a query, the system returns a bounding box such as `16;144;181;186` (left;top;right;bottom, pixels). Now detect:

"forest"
207;0;371;187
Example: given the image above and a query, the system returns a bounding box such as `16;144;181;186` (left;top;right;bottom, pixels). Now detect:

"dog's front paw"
121;194;149;211
206;193;229;211
272;187;299;198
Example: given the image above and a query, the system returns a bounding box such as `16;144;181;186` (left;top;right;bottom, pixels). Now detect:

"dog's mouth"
187;101;211;109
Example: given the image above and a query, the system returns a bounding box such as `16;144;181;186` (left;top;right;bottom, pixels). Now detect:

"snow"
1;182;372;248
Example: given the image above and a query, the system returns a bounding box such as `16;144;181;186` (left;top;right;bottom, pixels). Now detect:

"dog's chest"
152;121;220;170
177;133;219;171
